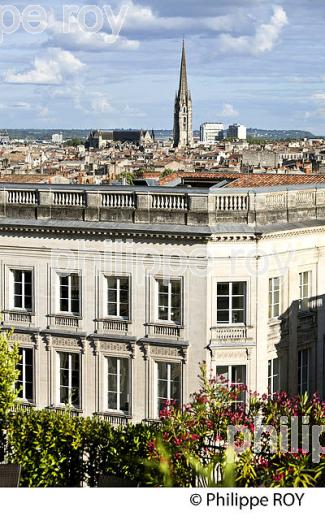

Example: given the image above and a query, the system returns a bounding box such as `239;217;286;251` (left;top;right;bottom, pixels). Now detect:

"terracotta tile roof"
228;174;325;187
0;174;55;184
158;171;325;187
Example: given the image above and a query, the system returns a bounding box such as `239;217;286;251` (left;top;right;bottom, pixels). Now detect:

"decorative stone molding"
96;339;136;359
212;348;249;362
149;344;188;363
51;336;80;348
10;332;34;345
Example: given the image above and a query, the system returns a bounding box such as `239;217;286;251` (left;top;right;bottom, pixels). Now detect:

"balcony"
94;413;131;426
46;406;83;417
145;323;184;340
48;314;82;330
211;326;253;344
95;318;130;335
3;310;33;326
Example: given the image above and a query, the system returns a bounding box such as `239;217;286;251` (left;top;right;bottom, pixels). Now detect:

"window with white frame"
269;277;281;319
298;349;309;394
16;347;33;402
216;365;246;404
10;269;33;311
216;282;246;324
156;362;181;414
106;277;129;320
299;271;312;311
58;352;80;408
268;358;280;396
107;357;129;413
157;279;182;324
58;274;80;315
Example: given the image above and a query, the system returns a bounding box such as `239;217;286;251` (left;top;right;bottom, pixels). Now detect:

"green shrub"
6;410;156;487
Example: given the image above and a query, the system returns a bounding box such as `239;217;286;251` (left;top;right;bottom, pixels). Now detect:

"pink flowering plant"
147;364;325;487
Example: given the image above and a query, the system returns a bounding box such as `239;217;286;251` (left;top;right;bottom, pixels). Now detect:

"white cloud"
91;95;113;114
308;90;325;119
123;104;146;117
221;103;239;117
117;0;239;35
313;92;325;101
46;14;139;52
218;6;288;55
4;48;85;85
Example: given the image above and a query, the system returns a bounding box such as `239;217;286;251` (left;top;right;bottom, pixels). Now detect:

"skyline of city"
1;1;325;132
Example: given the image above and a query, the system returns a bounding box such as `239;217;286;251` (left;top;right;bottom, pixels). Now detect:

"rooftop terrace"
0;183;325;237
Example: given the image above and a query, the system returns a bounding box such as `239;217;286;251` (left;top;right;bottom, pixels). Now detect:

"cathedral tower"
173;41;193;148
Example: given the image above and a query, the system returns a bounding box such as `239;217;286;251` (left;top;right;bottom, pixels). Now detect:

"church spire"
173;40;193;148
179;40;188;96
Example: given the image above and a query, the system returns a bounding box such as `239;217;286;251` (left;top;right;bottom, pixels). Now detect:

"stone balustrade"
0;183;325;227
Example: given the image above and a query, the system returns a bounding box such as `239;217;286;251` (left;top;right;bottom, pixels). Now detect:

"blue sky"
1;0;325;132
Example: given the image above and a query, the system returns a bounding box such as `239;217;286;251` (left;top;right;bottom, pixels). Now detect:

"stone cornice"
0;219;324;243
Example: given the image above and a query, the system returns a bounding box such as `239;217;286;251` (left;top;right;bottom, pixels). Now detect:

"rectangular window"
16;347;33;402
157;279;182;324
268;358;280;396
298;349;309;394
11;270;33;311
107;277;129;320
107;357;129;413
58;352;80;408
299;271;311;311
216;282;246;324
157;362;181;414
59;274;80;315
269;277;281;319
216;365;246;404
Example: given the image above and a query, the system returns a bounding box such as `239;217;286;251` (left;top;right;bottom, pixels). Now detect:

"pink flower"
148;441;156;453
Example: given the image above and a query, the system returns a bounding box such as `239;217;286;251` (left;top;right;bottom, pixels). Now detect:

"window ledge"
211;325;252;342
3;310;34;324
94;412;131;425
47;405;83;416
96;318;132;324
95;318;131;334
48;314;82;328
12;401;36;411
146;323;184;339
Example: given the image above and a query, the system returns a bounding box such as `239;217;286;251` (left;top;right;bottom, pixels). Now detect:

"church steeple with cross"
173;41;193;148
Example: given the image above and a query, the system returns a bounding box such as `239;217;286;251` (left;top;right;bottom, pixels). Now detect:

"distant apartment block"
200;123;224;144
228;124;247;140
1;182;325;424
52;133;63;145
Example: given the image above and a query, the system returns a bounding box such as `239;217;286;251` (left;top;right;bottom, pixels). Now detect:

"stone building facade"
1;183;325;423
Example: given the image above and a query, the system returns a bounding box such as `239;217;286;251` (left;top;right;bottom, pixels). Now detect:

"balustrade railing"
102;319;129;333
211;326;248;342
95;413;130;426
147;323;182;338
8;190;38;205
7;312;32;324
101;193;135;208
151;194;188;210
54;315;80;328
216;194;248;211
53;192;85;206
